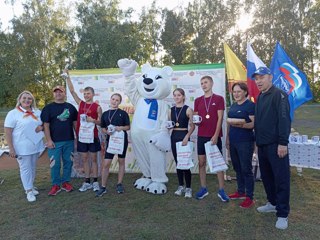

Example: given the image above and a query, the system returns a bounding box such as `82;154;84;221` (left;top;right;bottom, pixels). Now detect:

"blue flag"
270;42;313;119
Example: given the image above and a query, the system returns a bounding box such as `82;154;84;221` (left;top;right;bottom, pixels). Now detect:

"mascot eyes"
155;75;162;80
143;74;147;78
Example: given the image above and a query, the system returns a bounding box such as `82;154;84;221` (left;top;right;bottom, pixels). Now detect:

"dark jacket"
254;86;291;146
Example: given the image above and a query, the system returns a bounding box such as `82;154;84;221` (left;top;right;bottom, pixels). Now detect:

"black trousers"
171;130;192;188
258;143;290;218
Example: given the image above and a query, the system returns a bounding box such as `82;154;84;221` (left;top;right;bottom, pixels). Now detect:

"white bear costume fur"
118;59;172;194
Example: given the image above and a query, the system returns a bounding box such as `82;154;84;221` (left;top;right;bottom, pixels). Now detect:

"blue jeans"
229;141;254;199
48;141;74;186
258;143;290;218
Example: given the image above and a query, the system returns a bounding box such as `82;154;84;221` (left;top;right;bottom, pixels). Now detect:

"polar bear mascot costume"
118;58;173;194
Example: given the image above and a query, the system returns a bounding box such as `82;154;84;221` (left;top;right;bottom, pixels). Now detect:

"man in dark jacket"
253;67;291;230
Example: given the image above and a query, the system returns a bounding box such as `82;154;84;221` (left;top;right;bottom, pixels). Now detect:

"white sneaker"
32;188;39;196
26;188;39;196
257;202;277;213
92;182;100;192
79;182;92;192
174;186;185;196
276;217;288;229
185;188;192;198
27;191;36;202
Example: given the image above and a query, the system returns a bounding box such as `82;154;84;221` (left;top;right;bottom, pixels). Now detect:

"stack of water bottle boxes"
288;134;320;169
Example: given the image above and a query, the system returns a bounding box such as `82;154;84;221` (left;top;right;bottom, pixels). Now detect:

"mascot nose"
143;78;153;85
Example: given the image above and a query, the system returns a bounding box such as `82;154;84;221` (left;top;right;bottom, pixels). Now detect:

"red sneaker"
240;197;255;209
61;182;73;192
48;185;61;196
228;192;246;200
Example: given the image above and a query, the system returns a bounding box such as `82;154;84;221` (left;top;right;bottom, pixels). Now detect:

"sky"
0;0;193;30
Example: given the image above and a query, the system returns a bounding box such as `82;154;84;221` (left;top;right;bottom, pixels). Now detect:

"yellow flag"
223;43;247;92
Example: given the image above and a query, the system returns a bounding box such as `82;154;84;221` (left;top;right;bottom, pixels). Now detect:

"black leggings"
171;130;192;188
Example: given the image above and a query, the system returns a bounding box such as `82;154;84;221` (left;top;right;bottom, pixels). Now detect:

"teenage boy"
65;69;102;192
194;76;229;202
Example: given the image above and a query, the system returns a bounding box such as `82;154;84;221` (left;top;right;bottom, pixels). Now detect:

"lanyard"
83;102;93;115
174;105;185;127
203;95;213;119
108;109;118;124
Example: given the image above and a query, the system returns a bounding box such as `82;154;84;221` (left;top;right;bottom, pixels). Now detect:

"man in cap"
253;67;291;230
41;85;78;196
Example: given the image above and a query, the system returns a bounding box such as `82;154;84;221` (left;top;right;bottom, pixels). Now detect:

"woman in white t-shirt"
4;90;45;202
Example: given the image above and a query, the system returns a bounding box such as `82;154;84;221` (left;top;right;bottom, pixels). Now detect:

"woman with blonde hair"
4;90;45;202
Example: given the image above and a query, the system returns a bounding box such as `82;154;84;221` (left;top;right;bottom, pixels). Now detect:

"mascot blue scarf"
144;99;158;120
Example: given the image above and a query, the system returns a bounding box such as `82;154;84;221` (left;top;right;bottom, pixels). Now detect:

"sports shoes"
116;183;124;194
96;187;107;197
92;182;100;192
217;189;230;202
276;217;288;230
196;187;209;200
61;182;73;192
27;191;36;202
257;202;277;213
25;188;39;196
32;188;39;196
48;185;61;196
174;186;185;196
185;188;192;198
240;197;255;209
79;182;92;192
229;192;246;200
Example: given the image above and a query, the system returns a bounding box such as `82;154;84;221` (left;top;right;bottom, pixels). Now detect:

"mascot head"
137;63;173;100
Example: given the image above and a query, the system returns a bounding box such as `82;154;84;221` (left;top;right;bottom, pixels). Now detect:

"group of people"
4;66;291;230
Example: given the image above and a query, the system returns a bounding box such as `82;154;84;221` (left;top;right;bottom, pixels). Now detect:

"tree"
75;0;141;68
303;0;320;102
184;0;240;64
246;0;319;101
136;0;162;65
161;9;187;65
0;0;73;107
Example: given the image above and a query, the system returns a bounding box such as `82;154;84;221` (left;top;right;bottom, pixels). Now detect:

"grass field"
292;105;320;136
0;167;320;240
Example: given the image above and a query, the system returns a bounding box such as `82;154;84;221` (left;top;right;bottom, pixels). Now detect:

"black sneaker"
96;187;107;197
116;183;124;194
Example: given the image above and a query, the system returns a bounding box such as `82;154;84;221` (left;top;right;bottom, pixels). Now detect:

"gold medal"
175;122;180;127
206;114;210;119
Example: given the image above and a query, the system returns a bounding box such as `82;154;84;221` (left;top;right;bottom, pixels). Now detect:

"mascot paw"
146;182;167;195
133;177;152;190
117;58;138;77
149;131;171;152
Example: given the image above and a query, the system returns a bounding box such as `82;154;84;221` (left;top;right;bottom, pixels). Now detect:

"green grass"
292;105;320;136
0;167;320;239
0;104;319;239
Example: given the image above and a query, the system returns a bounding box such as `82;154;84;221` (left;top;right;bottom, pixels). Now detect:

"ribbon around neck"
144;99;158;120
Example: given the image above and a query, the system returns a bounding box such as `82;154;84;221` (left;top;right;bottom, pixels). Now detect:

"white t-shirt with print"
4;107;45;155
